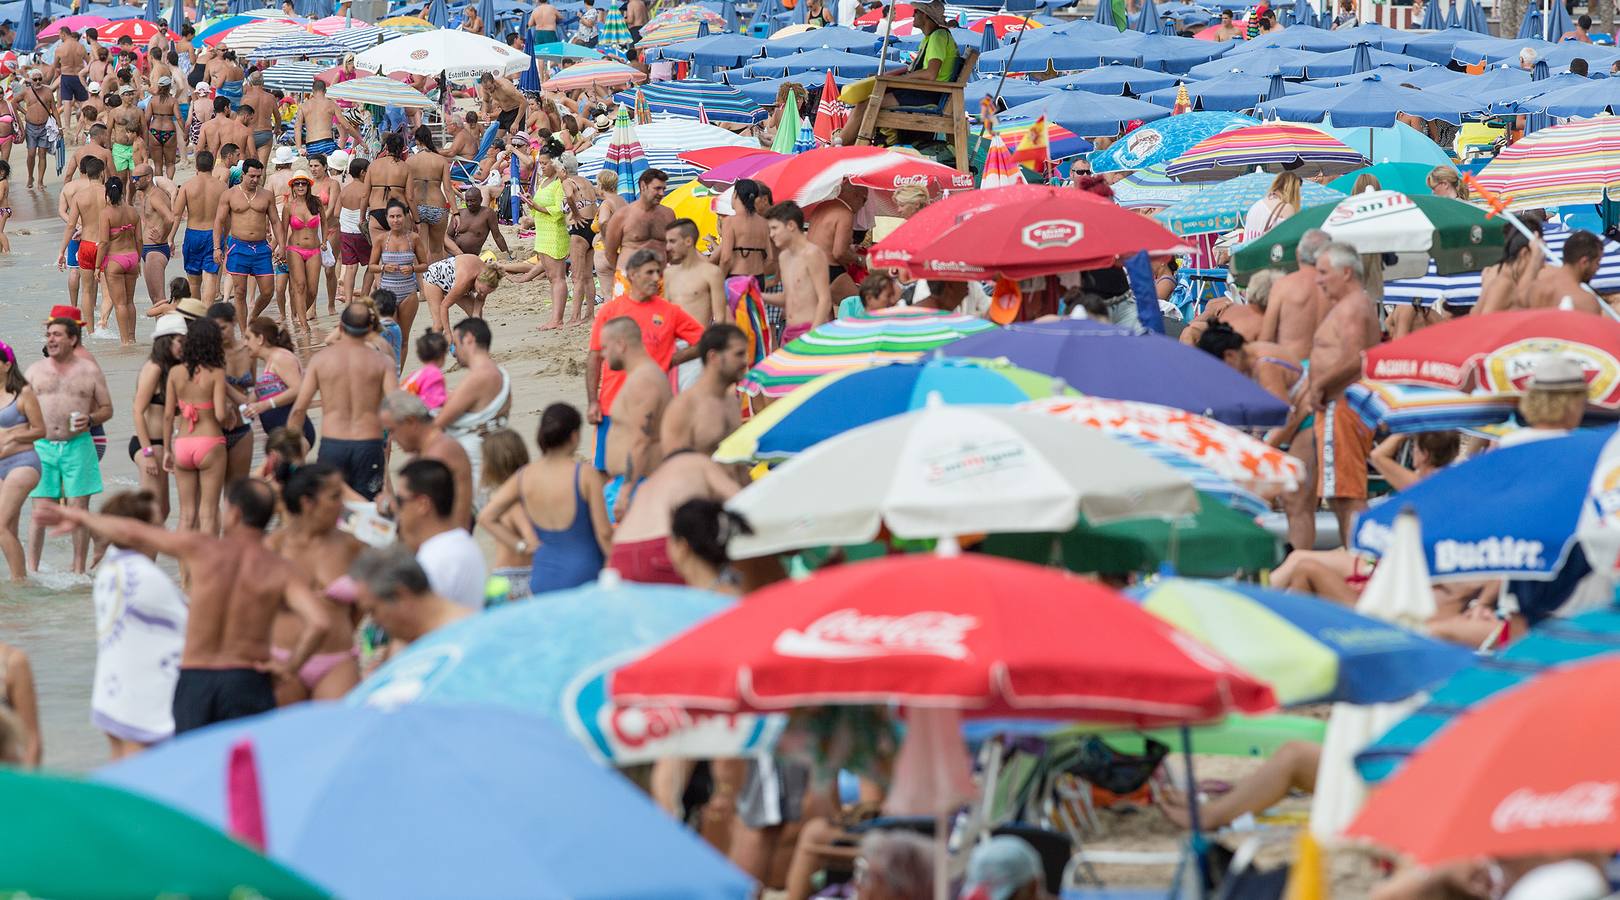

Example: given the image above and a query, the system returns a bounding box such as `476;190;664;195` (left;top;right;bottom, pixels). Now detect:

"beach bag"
1066;735;1169;796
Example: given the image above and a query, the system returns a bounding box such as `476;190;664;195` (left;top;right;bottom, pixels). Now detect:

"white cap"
271;145;297;166
327;147;352;170
87;80;100;93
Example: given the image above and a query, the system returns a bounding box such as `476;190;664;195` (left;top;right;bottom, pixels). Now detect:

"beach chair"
853;48;978;171
452;122;502;184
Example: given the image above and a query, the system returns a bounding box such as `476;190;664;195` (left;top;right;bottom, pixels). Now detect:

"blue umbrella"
793;0;807;25
1289;0;1314;29
1188;46;1315;77
424;0;448;28
728;71;853;105
1420;0;1446;29
1141;72;1306;111
1357;604;1620;783
1399;26;1480;63
1317;121;1454;166
1044;63;1177;95
1258;76;1482;127
1334;21;1419;52
721;0;738;32
1462;0;1487;32
964;76;1056;112
1229;22;1350;52
167;0;185;33
661;33;763;65
941;320;1289;426
749;0;779;29
1263;71;1291;101
978;31;1146;72
1277;44;1433;77
979;21;998;53
1528;56;1551;134
99;704;756;900
1000;90;1171;140
1516;4;1544;39
11;0;32;54
1087;109;1257;171
479;0;494;35
1154;171;1345;235
347;579;781;764
739;47;881;77
1451;36;1553;66
143;0;159;25
1131;0;1163;34
1050;16;1129;38
1527;76;1620;116
1445;0;1460;29
1351;426;1615;581
1094;0;1120;29
1351;39;1373;71
758;24;878;55
1396;62;1472;87
1109;31;1230;71
612;79;767;123
1546;0;1574;41
518;23;542;91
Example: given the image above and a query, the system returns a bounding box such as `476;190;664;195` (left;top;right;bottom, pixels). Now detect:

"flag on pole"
1010;114;1049;172
812;71;847;147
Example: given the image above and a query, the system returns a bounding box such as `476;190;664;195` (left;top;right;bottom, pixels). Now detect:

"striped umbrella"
612;79;766;125
1473;116;1620;211
249;32;344;59
221;20;311;51
1109;164;1212;210
793;117;816;153
375;15;435;32
308;13;371;32
598;5;632;56
811;70;845;147
325;74;436;108
1344;381;1518;434
240;8;298;18
980;134;1022;188
769;92;801;154
1154;172;1346;236
1165;123;1369;182
194;14;254;42
543;59;646;92
739;310;998;398
646;3;725;29
1384;227;1620;308
326;25;389;53
262;60;322;91
634;89;652;124
637;19;704;48
605;107;648;200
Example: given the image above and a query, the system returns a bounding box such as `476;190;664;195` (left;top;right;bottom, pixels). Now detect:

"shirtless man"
59;155;108;325
441;111;480;161
379;391;475;529
133;163;176;310
66;122;113;186
25;317;113;574
625;0;649;42
528;0;562;43
241;74;276;163
145;76;181;179
806;182;865;299
406;125;454;261
53;28;90;143
212;158;285;327
599;316;673;521
197;98;244;161
1527;230;1609;314
295;80;355;159
175;150;228;303
661;324;747;457
364;133;411;240
478;72;527;136
663;218;727;390
608;451;739;584
1260;229;1331;362
16;68;57;189
1300;242;1382;547
287;302;400;500
763;201;832;343
446;187;510;257
603;168;674;277
106;93;144;186
37;479;333;733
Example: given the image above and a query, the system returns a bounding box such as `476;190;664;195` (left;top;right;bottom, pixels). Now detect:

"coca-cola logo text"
1490;782;1620;833
774;609;978;660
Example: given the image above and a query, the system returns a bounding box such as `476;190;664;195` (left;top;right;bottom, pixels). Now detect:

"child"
400;330;448;411
146;276;191;317
480;428;532;605
0;159;12;253
371;288;402;368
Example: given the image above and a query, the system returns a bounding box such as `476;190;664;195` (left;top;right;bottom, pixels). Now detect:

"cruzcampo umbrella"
1155;172;1345;236
1087;110;1258;173
0;768;329;899
1130;580;1473;706
1231;191;1502;282
740;308;995;398
717;358;1078;463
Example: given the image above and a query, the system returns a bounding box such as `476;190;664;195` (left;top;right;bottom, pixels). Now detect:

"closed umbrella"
1515;4;1543;39
750;0;779;29
605;106;646;200
1545;0;1573;40
979;134;1023;188
811;70;845;145
479;0;493;35
769;88;801;153
517;23;543;91
1445;0;1460;29
1132;0;1167;34
167;0;184;34
1289;0;1314;27
423;0;446;28
979;22;998;53
1462;0;1487;32
598;4;632;56
143;0;159;25
1419;0;1446;29
13;0;34;54
1094;0;1122;29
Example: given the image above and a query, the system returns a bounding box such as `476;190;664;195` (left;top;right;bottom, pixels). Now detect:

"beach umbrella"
1132;0;1167;34
1287;0;1314;27
750;0;780;29
516;24;542;91
348;576;782;764
695;150;786;187
979;22;998;53
1445;0;1460;28
478;0;495;34
578;116;757;187
1109;164;1213;209
0;768;329;899
657;32;763;65
638;18;710;48
680;145;778;170
1165;123;1368;182
1383;227;1620;309
976;30;1141;73
423;0;446;28
543;58;645;90
1525;77;1620;118
997;91;1170;141
1131;579;1472;706
1448;36;1558;66
1043;63;1177;96
324;24;389;53
741;46;881;77
1140;74;1309;113
761;24;878;55
968;12;1039;37
1316;121;1453;168
598;4;631;55
717;358;1079;463
943;319;1289;426
1474;69;1588;115
142;0;159;25
1333;21;1419;52
1475;116;1620;211
325;74;435;107
751;146;974;206
356;27;529;77
97;18;174;43
100;704;754;900
1276;44;1432;77
194;13;253;42
249;31;343;58
661;179;722;245
1102;30;1231;71
739;309;995;398
1420;0;1446;29
11;0;34;53
262;60;322;91
1186;46;1314;77
1154;172;1345;236
1462;0;1487;32
979;134;1022;188
1255;76;1483;128
965;75;1056;110
222;18;309;49
167;0;185;34
1343;381;1519;434
768;88;801;153
811;70;844;146
1094;0;1121;29
722;0;739;32
1545;0;1573;41
1231;22;1350;52
1516;4;1543;39
1329;161;1437;196
1232;191;1502;281
1087;112;1261;176
1348;656;1620;864
612;79;766;124
604;106;646;199
869;184;1186;283
612;554;1272;722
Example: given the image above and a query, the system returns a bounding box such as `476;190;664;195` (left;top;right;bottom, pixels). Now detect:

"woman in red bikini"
281;167;328;338
162;317;229;536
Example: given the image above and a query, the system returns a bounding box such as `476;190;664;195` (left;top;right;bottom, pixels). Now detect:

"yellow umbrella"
769;23;819;38
662;180;719;250
377;15;435;31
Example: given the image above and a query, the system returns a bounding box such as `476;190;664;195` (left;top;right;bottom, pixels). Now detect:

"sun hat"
87;81;100;93
175;297;210;319
288;165;314;186
912;0;949;26
194;82;212;95
271;145;298;166
1527;354;1588;392
152;313;188;339
326;147;352;170
959;836;1043;900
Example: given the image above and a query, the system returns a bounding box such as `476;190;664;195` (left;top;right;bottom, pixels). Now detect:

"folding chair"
853;48;978;171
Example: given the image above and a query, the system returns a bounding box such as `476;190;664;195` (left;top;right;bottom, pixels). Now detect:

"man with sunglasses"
16;68;56;190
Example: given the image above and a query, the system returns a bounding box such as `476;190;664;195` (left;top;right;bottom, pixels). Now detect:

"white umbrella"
1309;508;1436;842
354;28;530;79
724;403;1201;558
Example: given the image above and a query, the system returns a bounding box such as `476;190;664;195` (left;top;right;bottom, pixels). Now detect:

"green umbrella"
1231;189;1503;284
980;492;1282;577
1328;162;1438;197
0;768;329;899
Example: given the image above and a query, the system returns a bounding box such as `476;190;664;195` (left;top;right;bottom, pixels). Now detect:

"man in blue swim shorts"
213;157;284;324
25;315;111;575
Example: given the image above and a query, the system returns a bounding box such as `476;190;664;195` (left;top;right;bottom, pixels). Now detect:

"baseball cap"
959;837;1042;900
152;312;187;339
87;81;100;93
327;147;352;170
1503;862;1609;900
118;84;135;94
158;75;172;86
1527;354;1588;392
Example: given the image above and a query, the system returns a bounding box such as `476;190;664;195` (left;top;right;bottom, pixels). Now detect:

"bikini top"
109;222;135;236
289;215;321;231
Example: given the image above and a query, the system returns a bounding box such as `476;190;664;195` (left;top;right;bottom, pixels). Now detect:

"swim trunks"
24;120;48;150
66;236;81;269
607;535;683;585
305;137;338;156
111;141;134;172
76;239;100;271
603;474;643;525
252;129;272;150
781;321;812;344
29;430;103;499
182;227;218;275
317;435;385;499
59;73;88;102
593;414;610;471
1316;397;1373;500
225;235;273;277
142;242;171;260
171;667;275;734
339;231;371;266
496;104;521;133
416;205;447;225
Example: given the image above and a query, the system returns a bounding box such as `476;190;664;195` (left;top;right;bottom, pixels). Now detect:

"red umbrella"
967;13;1040;36
812;71;847;148
856;4;912;25
1362;309;1620;409
679;145;780;171
99;20;178;43
753;146;974;207
610;555;1275;724
869;184;1188;281
1346;655;1620;864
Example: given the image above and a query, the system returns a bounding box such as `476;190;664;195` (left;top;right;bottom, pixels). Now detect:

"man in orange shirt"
585;248;704;471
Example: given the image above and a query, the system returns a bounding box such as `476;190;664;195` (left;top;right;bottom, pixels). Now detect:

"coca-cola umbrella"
868;185;1188;281
749;146;975;208
1346;655;1620;864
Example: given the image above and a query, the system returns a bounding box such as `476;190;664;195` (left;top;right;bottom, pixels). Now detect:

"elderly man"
348;546;471;652
856;832;936;900
379;391;474;529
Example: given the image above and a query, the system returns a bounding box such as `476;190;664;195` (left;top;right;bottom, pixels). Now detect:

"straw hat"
175;297;210;319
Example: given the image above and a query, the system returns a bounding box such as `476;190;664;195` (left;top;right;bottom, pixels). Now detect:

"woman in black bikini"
130;313;185;523
560;151;600;325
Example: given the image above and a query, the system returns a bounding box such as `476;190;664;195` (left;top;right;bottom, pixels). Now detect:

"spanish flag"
1010;114;1049;172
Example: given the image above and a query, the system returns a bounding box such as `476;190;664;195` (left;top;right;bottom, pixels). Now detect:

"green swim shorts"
112;142;135;173
30;431;104;499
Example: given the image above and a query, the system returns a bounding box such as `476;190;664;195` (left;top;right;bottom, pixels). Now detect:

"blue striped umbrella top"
1154;172;1345;236
653;32;764;65
740;47;881;77
1384;227;1620;307
328;25;392;53
250;33;345;59
262;60;323;91
613;79;766;124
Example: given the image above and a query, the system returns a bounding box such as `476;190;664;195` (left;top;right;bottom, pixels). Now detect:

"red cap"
45;304;84;325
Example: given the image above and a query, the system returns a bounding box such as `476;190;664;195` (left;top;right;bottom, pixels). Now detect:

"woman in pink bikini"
281;167;328;338
266;462;363;703
99;177;142;347
162;317;229;536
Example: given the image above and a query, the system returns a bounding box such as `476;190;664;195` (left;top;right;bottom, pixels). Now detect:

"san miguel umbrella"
1086;110;1258;173
0;768;329;899
739;309;995;398
1475;116;1620;211
1165;123;1368;182
1231;191;1503;282
1155;172;1345;236
1348;655;1620;864
100;704;755;900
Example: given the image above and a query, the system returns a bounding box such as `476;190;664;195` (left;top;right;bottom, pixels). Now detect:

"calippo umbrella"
1344;381;1518;434
542;59;645;91
979;134;1022;189
680;145;779;171
101;704;754;900
1347;655;1620;864
1155;172;1345;236
721;404;1202;557
1362;309;1620;409
716;357;1077;463
1165;123;1369;182
611;554;1274;723
1231;191;1502;282
811;70;845;147
869;185;1188;282
1349;427;1617;581
325;75;435;108
1474;116;1620;211
740;308;995;398
0;768;329;899
1087;110;1258;174
1130;580;1473;706
752;146;974;207
347;575;782;764
942;319;1289;427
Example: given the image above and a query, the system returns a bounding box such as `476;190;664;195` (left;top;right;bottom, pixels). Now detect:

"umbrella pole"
934;808;949;900
875;0;898;73
985;20;1032;137
1180;724;1209;900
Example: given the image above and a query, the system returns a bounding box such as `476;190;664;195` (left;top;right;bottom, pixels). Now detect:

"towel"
92;549;188;744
